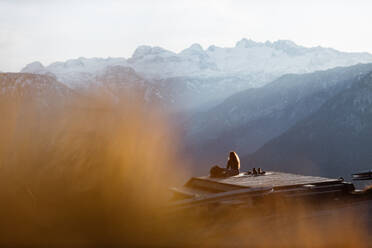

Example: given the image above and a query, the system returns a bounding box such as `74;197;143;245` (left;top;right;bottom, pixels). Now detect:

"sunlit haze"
1;0;372;72
1;1;372;247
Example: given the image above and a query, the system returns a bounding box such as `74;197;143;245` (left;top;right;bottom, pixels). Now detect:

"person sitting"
225;151;240;176
210;151;241;178
258;168;266;175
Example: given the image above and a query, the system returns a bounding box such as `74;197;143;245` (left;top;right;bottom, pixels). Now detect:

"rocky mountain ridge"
20;39;372;111
246;72;372;178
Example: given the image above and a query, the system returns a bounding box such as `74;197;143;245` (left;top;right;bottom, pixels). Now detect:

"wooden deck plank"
188;171;341;190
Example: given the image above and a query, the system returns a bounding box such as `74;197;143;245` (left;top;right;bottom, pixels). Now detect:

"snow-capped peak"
20;57;129;88
235;38;301;52
235;38;259;48
46;57;128;73
207;45;218;52
19;38;372;96
272;40;298;48
268;40;307;55
180;43;204;55
132;46;153;59
131;45;174;59
22;61;46;74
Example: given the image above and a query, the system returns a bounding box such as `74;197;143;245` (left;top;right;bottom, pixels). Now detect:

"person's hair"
229;151;240;169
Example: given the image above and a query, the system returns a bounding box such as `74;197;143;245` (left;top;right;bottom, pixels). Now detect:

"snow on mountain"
22;57;128;89
22;39;372;83
20;39;372;111
204;39;372;77
128;44;219;78
21;61;48;75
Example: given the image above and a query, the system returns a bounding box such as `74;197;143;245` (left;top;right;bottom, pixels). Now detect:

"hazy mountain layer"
184;64;372;173
246;72;372;179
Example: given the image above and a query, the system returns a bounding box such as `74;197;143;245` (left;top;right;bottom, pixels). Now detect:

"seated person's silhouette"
210;151;240;178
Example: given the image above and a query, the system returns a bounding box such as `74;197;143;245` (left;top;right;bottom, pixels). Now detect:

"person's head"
229;151;240;168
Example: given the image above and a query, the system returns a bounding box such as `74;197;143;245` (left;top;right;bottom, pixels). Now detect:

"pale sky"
1;0;372;72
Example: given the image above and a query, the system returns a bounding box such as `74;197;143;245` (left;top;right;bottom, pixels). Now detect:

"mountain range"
20;39;372;112
246;71;372;179
2;39;372;178
185;63;372;167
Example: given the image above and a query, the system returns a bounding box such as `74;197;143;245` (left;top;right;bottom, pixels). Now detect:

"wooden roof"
171;171;344;200
169;172;361;214
190;171;341;190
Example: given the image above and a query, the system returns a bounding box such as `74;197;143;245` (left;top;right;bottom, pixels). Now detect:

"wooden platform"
169;171;372;222
171;171;347;201
188;171;341;190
